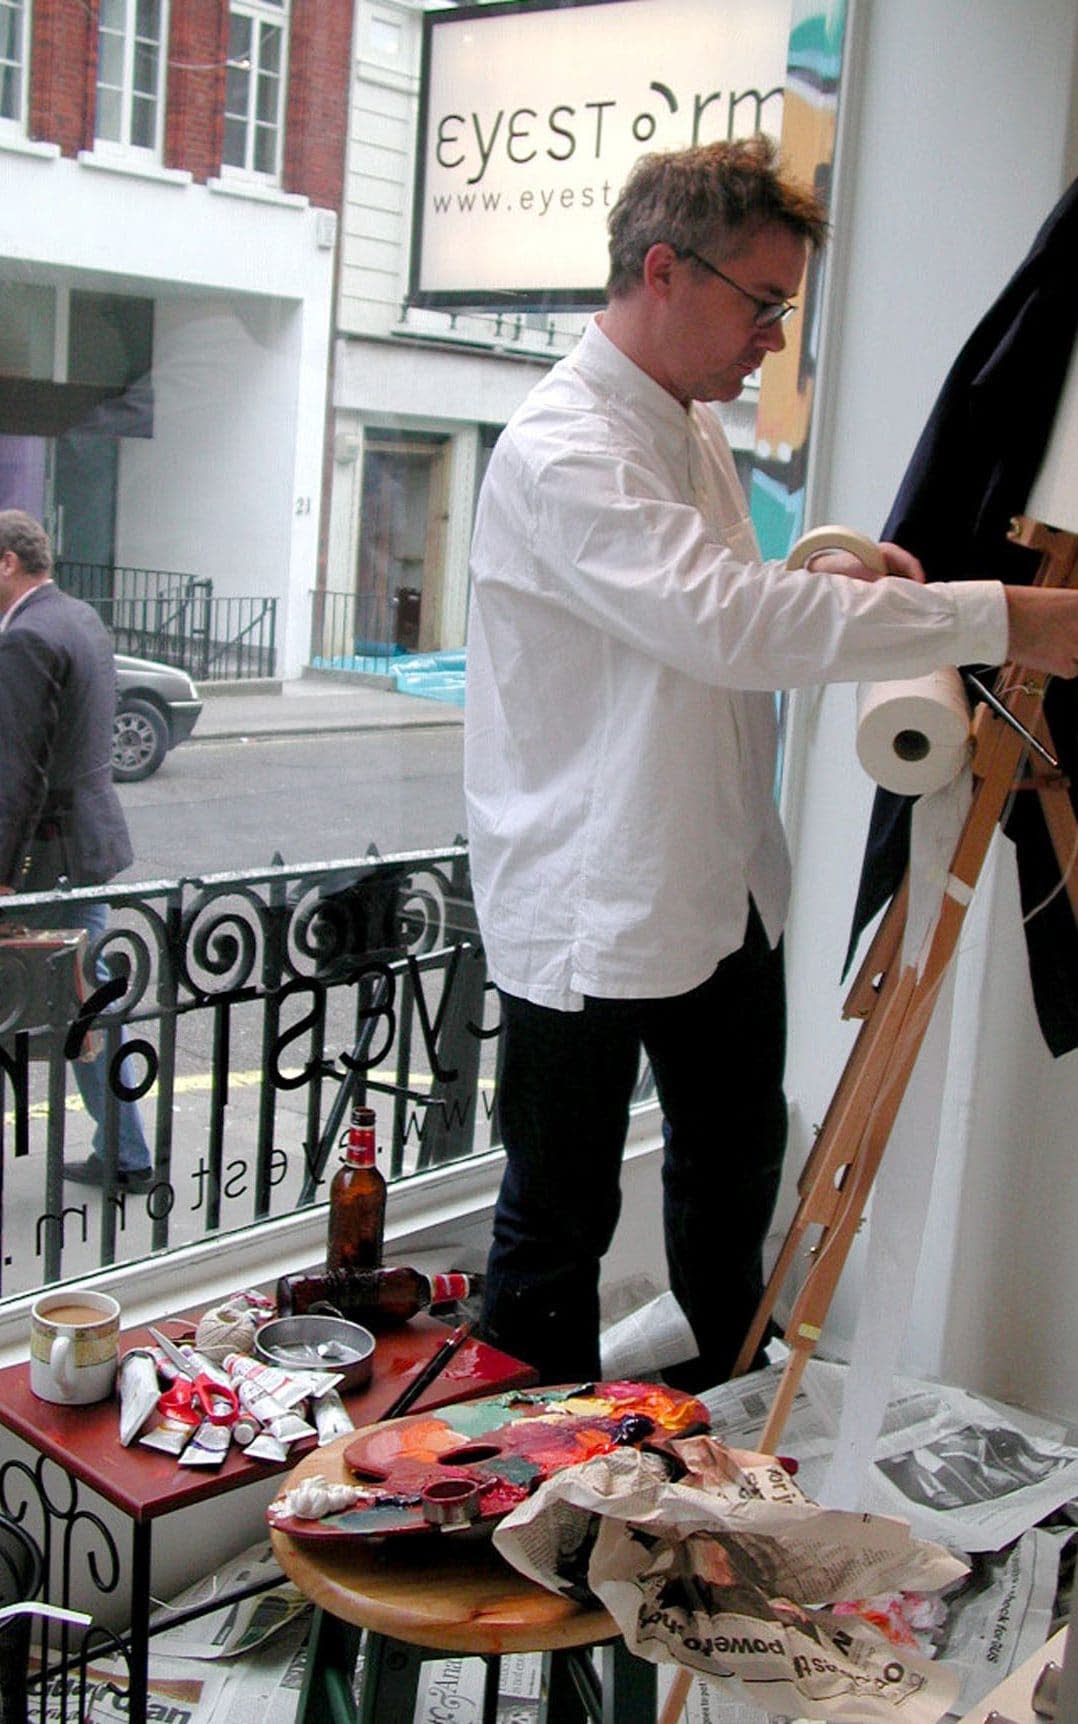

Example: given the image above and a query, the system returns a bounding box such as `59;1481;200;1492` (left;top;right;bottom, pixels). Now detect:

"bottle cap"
344;1106;377;1165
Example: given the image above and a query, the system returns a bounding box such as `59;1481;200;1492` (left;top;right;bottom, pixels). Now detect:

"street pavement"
193;671;463;742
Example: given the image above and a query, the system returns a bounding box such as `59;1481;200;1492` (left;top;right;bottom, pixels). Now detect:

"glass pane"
255;67;279;125
136;0;161;40
225;64;249;119
254;122;277;176
259;23;281;74
0;63;18;122
96;30;124;87
98;0;124;28
95;86;121;140
134;41;159;98
0;4;25;64
222;114;245;167
131;94;156;148
228;13;251;61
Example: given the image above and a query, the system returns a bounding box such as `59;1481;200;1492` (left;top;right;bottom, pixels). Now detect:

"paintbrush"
381;1321;473;1421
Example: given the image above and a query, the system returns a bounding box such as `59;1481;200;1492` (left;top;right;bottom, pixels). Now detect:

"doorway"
356;433;449;654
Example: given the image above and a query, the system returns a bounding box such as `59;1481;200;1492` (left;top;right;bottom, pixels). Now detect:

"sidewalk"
193;672;464;742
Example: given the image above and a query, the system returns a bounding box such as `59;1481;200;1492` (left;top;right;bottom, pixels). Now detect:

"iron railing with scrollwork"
0;848;504;1299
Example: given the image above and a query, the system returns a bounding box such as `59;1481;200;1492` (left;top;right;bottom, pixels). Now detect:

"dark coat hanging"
846;178;1078;1056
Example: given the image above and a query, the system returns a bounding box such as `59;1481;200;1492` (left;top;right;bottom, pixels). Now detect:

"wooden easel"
738;514;1077;1453
658;515;1077;1724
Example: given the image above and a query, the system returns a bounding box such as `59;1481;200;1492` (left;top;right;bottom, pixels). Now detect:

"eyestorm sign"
410;0;792;306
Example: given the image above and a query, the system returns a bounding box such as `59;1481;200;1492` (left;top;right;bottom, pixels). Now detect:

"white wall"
0;149;336;678
781;0;1078;1418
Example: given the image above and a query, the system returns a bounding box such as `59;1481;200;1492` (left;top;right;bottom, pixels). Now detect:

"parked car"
113;655;202;782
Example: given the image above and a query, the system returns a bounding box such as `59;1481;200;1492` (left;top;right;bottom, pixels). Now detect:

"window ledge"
0;132;61;160
208;176;308;210
77;149;192;186
0;1149;507;1369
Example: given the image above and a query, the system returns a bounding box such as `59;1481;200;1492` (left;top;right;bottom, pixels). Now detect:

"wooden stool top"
270;1430;620;1657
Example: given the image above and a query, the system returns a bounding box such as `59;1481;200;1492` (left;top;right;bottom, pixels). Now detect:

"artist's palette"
270;1380;708;1542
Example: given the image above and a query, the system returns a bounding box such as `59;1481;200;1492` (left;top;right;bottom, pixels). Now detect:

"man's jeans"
29;899;152;1174
481;904;787;1389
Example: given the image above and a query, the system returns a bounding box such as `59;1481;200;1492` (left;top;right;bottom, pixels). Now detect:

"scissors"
150;1327;241;1427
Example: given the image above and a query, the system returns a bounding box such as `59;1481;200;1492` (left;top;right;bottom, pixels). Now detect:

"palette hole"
437;1443;501;1466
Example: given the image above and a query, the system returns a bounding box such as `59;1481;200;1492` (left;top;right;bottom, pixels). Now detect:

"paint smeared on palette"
271;1380;708;1542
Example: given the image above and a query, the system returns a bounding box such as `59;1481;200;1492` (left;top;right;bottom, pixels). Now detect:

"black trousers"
480;906;787;1388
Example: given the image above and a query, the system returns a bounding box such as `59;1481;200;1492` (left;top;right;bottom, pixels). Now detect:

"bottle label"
429;1272;469;1305
344;1128;377;1167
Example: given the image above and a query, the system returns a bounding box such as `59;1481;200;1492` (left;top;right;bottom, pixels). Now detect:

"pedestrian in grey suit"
0;509;153;1191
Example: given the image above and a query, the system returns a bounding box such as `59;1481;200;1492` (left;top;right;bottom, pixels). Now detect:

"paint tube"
312;1388;355;1446
268;1475;361;1520
118;1349;163;1447
263;1410;317;1447
244;1430;289;1464
225;1353;338;1406
139;1415;194;1456
234;1376;293;1427
178;1420;232;1467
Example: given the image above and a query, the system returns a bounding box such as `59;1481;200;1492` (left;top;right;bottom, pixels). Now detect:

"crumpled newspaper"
492;1438;967;1723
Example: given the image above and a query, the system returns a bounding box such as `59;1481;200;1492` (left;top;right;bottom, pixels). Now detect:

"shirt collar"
573;316;694;439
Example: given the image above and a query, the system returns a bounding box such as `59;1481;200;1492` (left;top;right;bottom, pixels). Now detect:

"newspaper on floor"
34;1652;232;1724
601;1289;700;1377
35;1606;314;1724
494;1439;966;1722
148;1537;309;1659
698;1360;1077;1716
699;1360;1078;1553
934;1524;1063;1718
412;1650;543;1724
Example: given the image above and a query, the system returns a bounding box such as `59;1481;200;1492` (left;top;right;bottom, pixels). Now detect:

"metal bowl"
254;1314;376;1392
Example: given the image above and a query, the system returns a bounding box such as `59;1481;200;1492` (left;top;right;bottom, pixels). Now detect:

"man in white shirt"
464;137;1078;1389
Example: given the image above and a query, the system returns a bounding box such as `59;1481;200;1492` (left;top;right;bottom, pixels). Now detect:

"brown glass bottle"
276;1265;474;1327
326;1105;386;1272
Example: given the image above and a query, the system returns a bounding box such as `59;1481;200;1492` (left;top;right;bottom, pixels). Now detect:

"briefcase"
0;927;96;1061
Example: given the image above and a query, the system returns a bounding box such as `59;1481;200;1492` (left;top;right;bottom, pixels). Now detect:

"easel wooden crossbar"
658;515;1077;1724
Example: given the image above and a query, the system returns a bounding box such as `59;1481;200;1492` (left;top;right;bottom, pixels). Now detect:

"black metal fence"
309;588;409;675
0;849;503;1296
57;561;278;682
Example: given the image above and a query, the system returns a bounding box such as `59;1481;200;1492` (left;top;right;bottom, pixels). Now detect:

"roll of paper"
855;669;971;794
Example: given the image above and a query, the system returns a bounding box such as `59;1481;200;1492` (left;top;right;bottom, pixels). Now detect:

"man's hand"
803;541;927;584
1004;585;1078;678
0;885;14;896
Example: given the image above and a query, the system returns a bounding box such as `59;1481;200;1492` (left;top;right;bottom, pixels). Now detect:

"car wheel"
113;698;169;782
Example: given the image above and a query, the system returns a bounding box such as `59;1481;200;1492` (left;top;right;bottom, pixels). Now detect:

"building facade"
0;0;353;678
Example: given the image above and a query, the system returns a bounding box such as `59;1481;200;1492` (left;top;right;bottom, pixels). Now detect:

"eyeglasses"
678;248;796;328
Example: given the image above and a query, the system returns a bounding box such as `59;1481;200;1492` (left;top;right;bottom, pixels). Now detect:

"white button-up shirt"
464;318;1007;1010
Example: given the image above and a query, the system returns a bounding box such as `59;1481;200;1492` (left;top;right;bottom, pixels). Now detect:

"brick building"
0;0;353;677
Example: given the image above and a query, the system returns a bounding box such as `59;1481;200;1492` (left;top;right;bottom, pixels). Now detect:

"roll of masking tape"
788;525;888;573
856;669;972;794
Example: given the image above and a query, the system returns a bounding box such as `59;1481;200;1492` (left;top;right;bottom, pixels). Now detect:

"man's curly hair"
606;134;828;298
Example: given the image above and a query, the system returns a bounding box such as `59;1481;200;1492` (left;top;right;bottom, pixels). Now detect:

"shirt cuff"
937;579;1010;666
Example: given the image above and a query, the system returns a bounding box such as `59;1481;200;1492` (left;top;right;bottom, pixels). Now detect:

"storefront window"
1;0;848;1299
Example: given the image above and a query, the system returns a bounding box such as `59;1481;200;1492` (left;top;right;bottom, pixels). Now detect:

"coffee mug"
30;1290;121;1405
